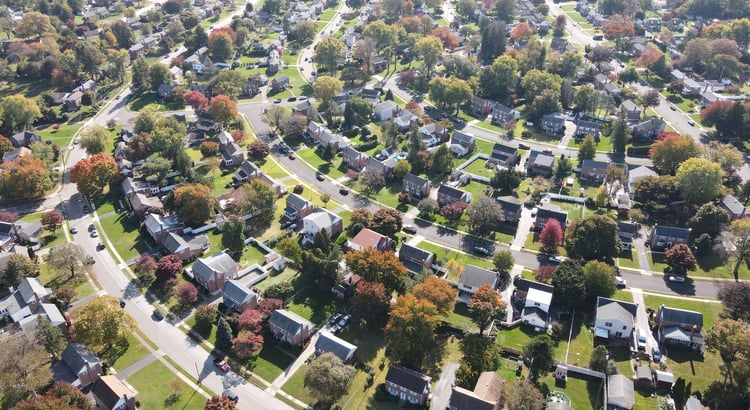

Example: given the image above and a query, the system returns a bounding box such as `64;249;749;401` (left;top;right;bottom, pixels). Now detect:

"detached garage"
608;374;635;409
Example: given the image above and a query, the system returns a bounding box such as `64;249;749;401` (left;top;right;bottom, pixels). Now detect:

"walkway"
267;331;323;393
115;353;158;380
430;362;459;410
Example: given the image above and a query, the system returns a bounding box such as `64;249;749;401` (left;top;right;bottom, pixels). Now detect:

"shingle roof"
222;279;258;309
497;196;521;212
652;225;690;239
286;193;311;210
399;244;433;263
459;265;498;289
350;228;387;249
618;222;636;235
385;365;431;393
452;130;475;144
449;372;505;410
722;195;747;216
516;278;555;294
492;143;518;155
92;375;133;409
269;309;313;334
61;343;100;374
608;374;635;409
582;159;609;170
315;332;357;362
659;306;703;327
192;252;238;282
18;277;51;304
163;232;188;254
597;297;637;323
403;173;429;187
438;184;468;201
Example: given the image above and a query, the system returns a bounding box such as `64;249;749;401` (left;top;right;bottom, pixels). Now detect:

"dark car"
316;172;325;181
329;313;342;325
288;97;297;102
402;225;417;234
473;246;490;256
339;188;350;195
519;143;530;150
119;299;126;308
274;98;282;104
222;389;239;403
97;242;105;251
152;309;164;321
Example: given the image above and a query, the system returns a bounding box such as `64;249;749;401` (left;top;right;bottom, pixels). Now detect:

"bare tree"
46;243;84;279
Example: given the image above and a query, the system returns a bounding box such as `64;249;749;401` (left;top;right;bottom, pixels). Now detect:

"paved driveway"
430;361;459;410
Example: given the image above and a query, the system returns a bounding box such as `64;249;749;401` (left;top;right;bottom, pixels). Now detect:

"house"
402;173;431;198
470;96;495;115
63;91;83;111
527;151;555;177
720;195;748;220
458;265;499;302
593;73;610;90
550;37;569;52
682;77;702;95
374;100;400;121
451;131;476;152
91;375;137;410
656;305;704;350
394;111;419;131
595;297;638;341
534;204;567;232
0;222;16;251
631;117;666;140
620;100;642;122
618;222;637;250
128;192;164;219
319;129;348;150
284;193;314;221
648;225;690;251
514;278;554;329
541;113;565;135
580;159;610;181
270;75;289;91
372;55;387;72
302;208;344;241
365;157;395;179
144;214;184;243
342;146;368;171
218;131;244;166
233;160;263;184
162;232;209;261
488;143;519;168
360;88;381;104
347;228;392;251
497;196;522;224
315;332;357;364
268;48;281;74
419;123;449;142
222;279;259;313
627;166;658;194
644;17;661;31
53;343;103;388
2;146;31;163
608;374;635;410
158;84;174;99
268;309;314;345
437;184;472;207
190;251;240;294
128;43;145;58
384;365;432;405
398;244;435;274
604;82;622;97
574;120;601;139
0;277;53;323
332;271;362;299
122;178;159;198
491;104;520;126
10;130;41;148
448;371;504;410
292;100;312;115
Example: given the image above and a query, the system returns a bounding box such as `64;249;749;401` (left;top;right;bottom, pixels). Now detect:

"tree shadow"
585;375;605;410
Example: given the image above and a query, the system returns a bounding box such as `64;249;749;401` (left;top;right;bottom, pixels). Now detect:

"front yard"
127;361;205;410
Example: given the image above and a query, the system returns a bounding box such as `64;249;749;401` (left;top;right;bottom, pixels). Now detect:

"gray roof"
459;265;498;289
61;343;100;374
398;244;434;273
492;143;518;155
18;277;51;304
452;130;474;145
621;99;640;112
722;195;747;216
235;160;260;180
659;306;703;327
385;365;431;393
537;205;567;225
286;193;311;210
582;159;609;170
618;221;637;235
542;113;565;125
315;331;357;362
269;309;313;334
449;371;504;410
163;232;188;254
597;297;637;323
516;277;555;294
222;279;258;309
192;252;238;282
437;184;469;202
342;146;363;161
576;120;601;130
403;173;429;187
608;374;635;409
652;225;690;239
532;153;554;168
497;196;521;212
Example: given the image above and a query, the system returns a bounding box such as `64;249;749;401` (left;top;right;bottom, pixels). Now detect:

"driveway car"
637;333;647;350
222;390;239;403
652;347;662;362
549;256;564;263
338;314;351;328
329;313;342;325
274;99;282;103
90;231;98;238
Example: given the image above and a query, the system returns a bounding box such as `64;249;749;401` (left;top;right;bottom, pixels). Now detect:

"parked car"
90;231;98;238
402;225;417;234
329;313;342;325
338;314;351;328
316;171;325;181
549;256;564;263
288;152;296;160
288;97;297;102
519;143;530;150
473;246;490;256
668;275;686;282
616;276;627;288
687;120;696;126
97;242;105;251
670;105;677;111
214;358;230;372
222;389;239;403
152;309;164;321
119;299;126;308
274;98;282;104
637;332;647;350
652;347;662;362
70;227;78;234
339;188;349;195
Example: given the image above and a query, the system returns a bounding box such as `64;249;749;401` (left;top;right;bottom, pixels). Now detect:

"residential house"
451;131;476;152
595;297;638;341
580;159;610;181
364;157;395;179
284;193;314;221
648;225;690;251
372;55;387;72
627;165;658;194
0;277;56;324
121;178;159;198
360;88;381;104
448;371;504;410
541;113;565;135
315;332;357;364
162;232;209;261
402;173;431;198
268;309;314;345
527;151;555;177
419;123;449;143
384;365;432;405
517;279;554;329
720;195;748;220
394;111;419;131
346;228;393;251
302;208;344;241
292;100;312;116
158;84;174;100
332;271;362;299
574;120;602;139
491;104;520;126
91;375;137;410
458;265;499;302
618;221;637;250
644;17;661;31
218;131;244;166
497;196;522;224
190;251;240;294
437;184;472;207
550;37;569;52
222;279;259;313
656;305;704;350
2;146;31;163
620;100;642;122
128;192;164;219
608;374;635;410
342;146;368;171
270;75;290;91
0;222;15;251
398;244;435;274
268;48;281;74
374;100;400;121
128;43;145;59
682;77;703;95
487;143;519;168
233;160;262;185
593;73;610;90
534;204;567;232
144;213;184;243
470;96;495;116
63;91;83;111
10;130;41;148
53;343;103;388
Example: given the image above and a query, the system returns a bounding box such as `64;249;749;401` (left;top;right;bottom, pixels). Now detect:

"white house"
595;297;638;340
523;287;552;328
302;208;343;244
374;100;400;121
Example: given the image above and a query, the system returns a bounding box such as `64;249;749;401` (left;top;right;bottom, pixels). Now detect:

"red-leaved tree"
184;90;208;112
155;254;182;287
539;219;563;253
236;309;263;333
176;282;198;306
41;210;64;232
134;253;158;283
258;298;282;317
351;280;390;326
440;201;468;220
533;265;556;283
232;330;264;358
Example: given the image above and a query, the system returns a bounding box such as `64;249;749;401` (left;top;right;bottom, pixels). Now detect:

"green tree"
583;260;616;300
312;76;343;110
414;36;443;76
726;217;750;280
15;11;53;39
611;113;630;154
554;156;573;180
0;94;42;136
277;237;302;266
676;158;723;206
148;63;170;91
221;215;246;257
522;334;554;382
208;30;234;61
456;334;501;387
578;135;597;164
718;282;750;321
233;180;277;230
429;76;473;114
649;134;702;175
704;318;750;385
468;284;505;335
290;20;316;44
343;96;373;127
393;159;411;179
0;334;52;406
589;345;609;372
35;317;66;361
131;57;150;91
493;251;514;272
430;144;453;176
520;69;562;102
46;243;83;280
551;260;587;310
73;296;136;355
466;196;503;235
79;125;109;155
172;184;213;227
689;202;730;238
1;254;36;288
490;168;523;192
503;380;545;410
304;353;356;406
214;317;233;354
314;37;346;74
564;215;621;261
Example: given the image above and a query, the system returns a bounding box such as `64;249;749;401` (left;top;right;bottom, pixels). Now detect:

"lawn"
567;134;614;153
317;8;338;21
99;212;152;262
37;263;95;303
417;241;495;280
349;180;406;209
251;343;295;382
495;323;540;351
128;92;185;112
286;285;341;325
612;290;634;303
617;249;640;270
281;365;316;404
238;243;267;267
443;302;478;332
260;158;291;179
643;295;722;329
38;123;80;149
463;158;496;178
296;147;346;179
538;373;605;410
112;333;151;371
525;232;568;256
126;361;205;410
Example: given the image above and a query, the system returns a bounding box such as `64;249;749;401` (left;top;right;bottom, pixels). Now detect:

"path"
267;330;323;393
115;353;158;380
630;288;657;354
430;361;459;410
511;207;534;251
633;225;652;274
502;264;525;322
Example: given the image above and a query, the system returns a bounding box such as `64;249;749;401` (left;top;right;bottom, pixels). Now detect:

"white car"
616;276;627;288
668;275;686;282
549;256;564;263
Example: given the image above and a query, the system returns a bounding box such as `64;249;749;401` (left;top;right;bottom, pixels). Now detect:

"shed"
554;364;568;381
655;370;674;388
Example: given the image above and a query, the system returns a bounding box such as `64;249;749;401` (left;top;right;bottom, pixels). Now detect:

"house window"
605;322;613;327
623;325;627;330
615;331;622;337
534;302;540;307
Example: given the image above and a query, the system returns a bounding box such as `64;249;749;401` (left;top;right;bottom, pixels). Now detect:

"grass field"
112;333;151;371
99;212;151;262
251;344;295;382
127;361;205;410
296;147;346;179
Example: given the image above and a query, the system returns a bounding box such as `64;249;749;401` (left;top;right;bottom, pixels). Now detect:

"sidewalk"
267;331;322;393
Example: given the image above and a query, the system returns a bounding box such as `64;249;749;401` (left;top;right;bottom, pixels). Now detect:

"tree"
703;141;743;172
312;76;342;110
578;135;597;164
278;115;307;139
35;317;66;361
429;76;472;114
503;380;545;410
209;95;238;125
0;155;52;199
676;158;723;206
0;334;51;406
290;20;316;44
345;248;407;293
370;208;402;237
134;253;158;283
564;215;620;261
520;69;562;102
590;345;609;373
393;160;411;179
583;260;616;300
185;91;209;112
522;334;554;382
533;265;556;283
610;113;630;154
479;55;518;100
412;276;457;315
551;261;586;310
199;141;219;158
232;330;264;358
539;218;563;253
221;216;246;257
385;294;441;364
193;305;218;334
456;333;501;387
46;243;83;280
53;285;76;309
41;211;64;233
414;36;443;76
304;353;356;405
554;156;573;181
664;244;696;277
441;201;468;220
15;11;53;39
73;296;135;354
468;284;505;335
131;56;150;92
352;280;390;326
155;254;183;286
277;237;302;266
208;30;235;61
430;145;453;176
214;317;233;354
466;196;503;235
248;140;270;161
79;125;109;155
705;318;750;385
146;63;170;92
69;153;118;197
343;96;373;127
605;165;627;197
490;168;523;192
726;218;750;280
231;180;276;230
176;283;199;306
649;134;702;175
16;381;94;410
172;183;213;227
602;14;635;52
204;395;238;410
671;378;693;410
493;251;514;272
689;203;729;238
314;37;346;74
236;309;263;333
445;259;465;280
1;254;36;288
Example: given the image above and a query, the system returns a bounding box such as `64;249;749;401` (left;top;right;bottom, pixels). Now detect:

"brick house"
384;365;432;405
222;279;259;313
268;309;314;346
470;96;495;115
449;371;504;410
342;146;368;170
190;251;240;294
656;305;704;351
346;228;393;251
648;225;690;251
541;113;566;135
91;375;137;410
437;184;472;207
488;143;519;168
451;131;476;151
527;151;555;177
580;159;610;181
574;120;602;139
53;343;103;388
620;100;642;122
534;205;568;232
315;332;357;364
497;196;522;224
270;75;289;91
402;173;431;198
284;193;314;221
398;244;435;274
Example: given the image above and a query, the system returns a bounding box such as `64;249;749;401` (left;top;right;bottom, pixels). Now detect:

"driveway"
430;361;459;410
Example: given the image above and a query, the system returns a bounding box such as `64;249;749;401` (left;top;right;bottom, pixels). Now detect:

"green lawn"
617;249;640;270
238;243;267;267
37;263;95;303
99;212;151;262
286;285;341;325
443;302;478;332
643;295;722;329
417;241;494;280
112;333;151;371
538;373;604;410
260;158;291;179
296;147;346;179
281;365;316;404
318;8;338;21
463;158;496;178
567;134;613;153
127;361;205;410
612;290;634;303
495;324;540;351
251;344;295;382
649;251;748;279
38;123;80;148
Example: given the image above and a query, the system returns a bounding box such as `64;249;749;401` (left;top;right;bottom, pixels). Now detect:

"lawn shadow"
585;375;606;410
664;346;704;377
338;323;385;365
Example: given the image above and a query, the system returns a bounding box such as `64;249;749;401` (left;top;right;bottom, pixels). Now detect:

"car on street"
473;246;490;256
316;172;325;181
518;143;530;149
652;347;662;362
70;227;78;234
152;309;164;321
339;187;349;195
274;98;282;103
83;205;90;213
670;105;677;111
97;242;105;251
688;120;696;126
86;256;95;265
549;256;565;263
288;152;296;160
288;97;297;102
222;390;239;403
90;231;98;238
668;275;686;282
119;299;126;308
402;225;417;234
616;276;627;288
214;358;230;372
329;313;342;325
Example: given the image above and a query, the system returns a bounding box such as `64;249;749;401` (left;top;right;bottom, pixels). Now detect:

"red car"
214;359;230;372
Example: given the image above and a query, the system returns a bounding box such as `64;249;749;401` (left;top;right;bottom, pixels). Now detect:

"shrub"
293;184;304;194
